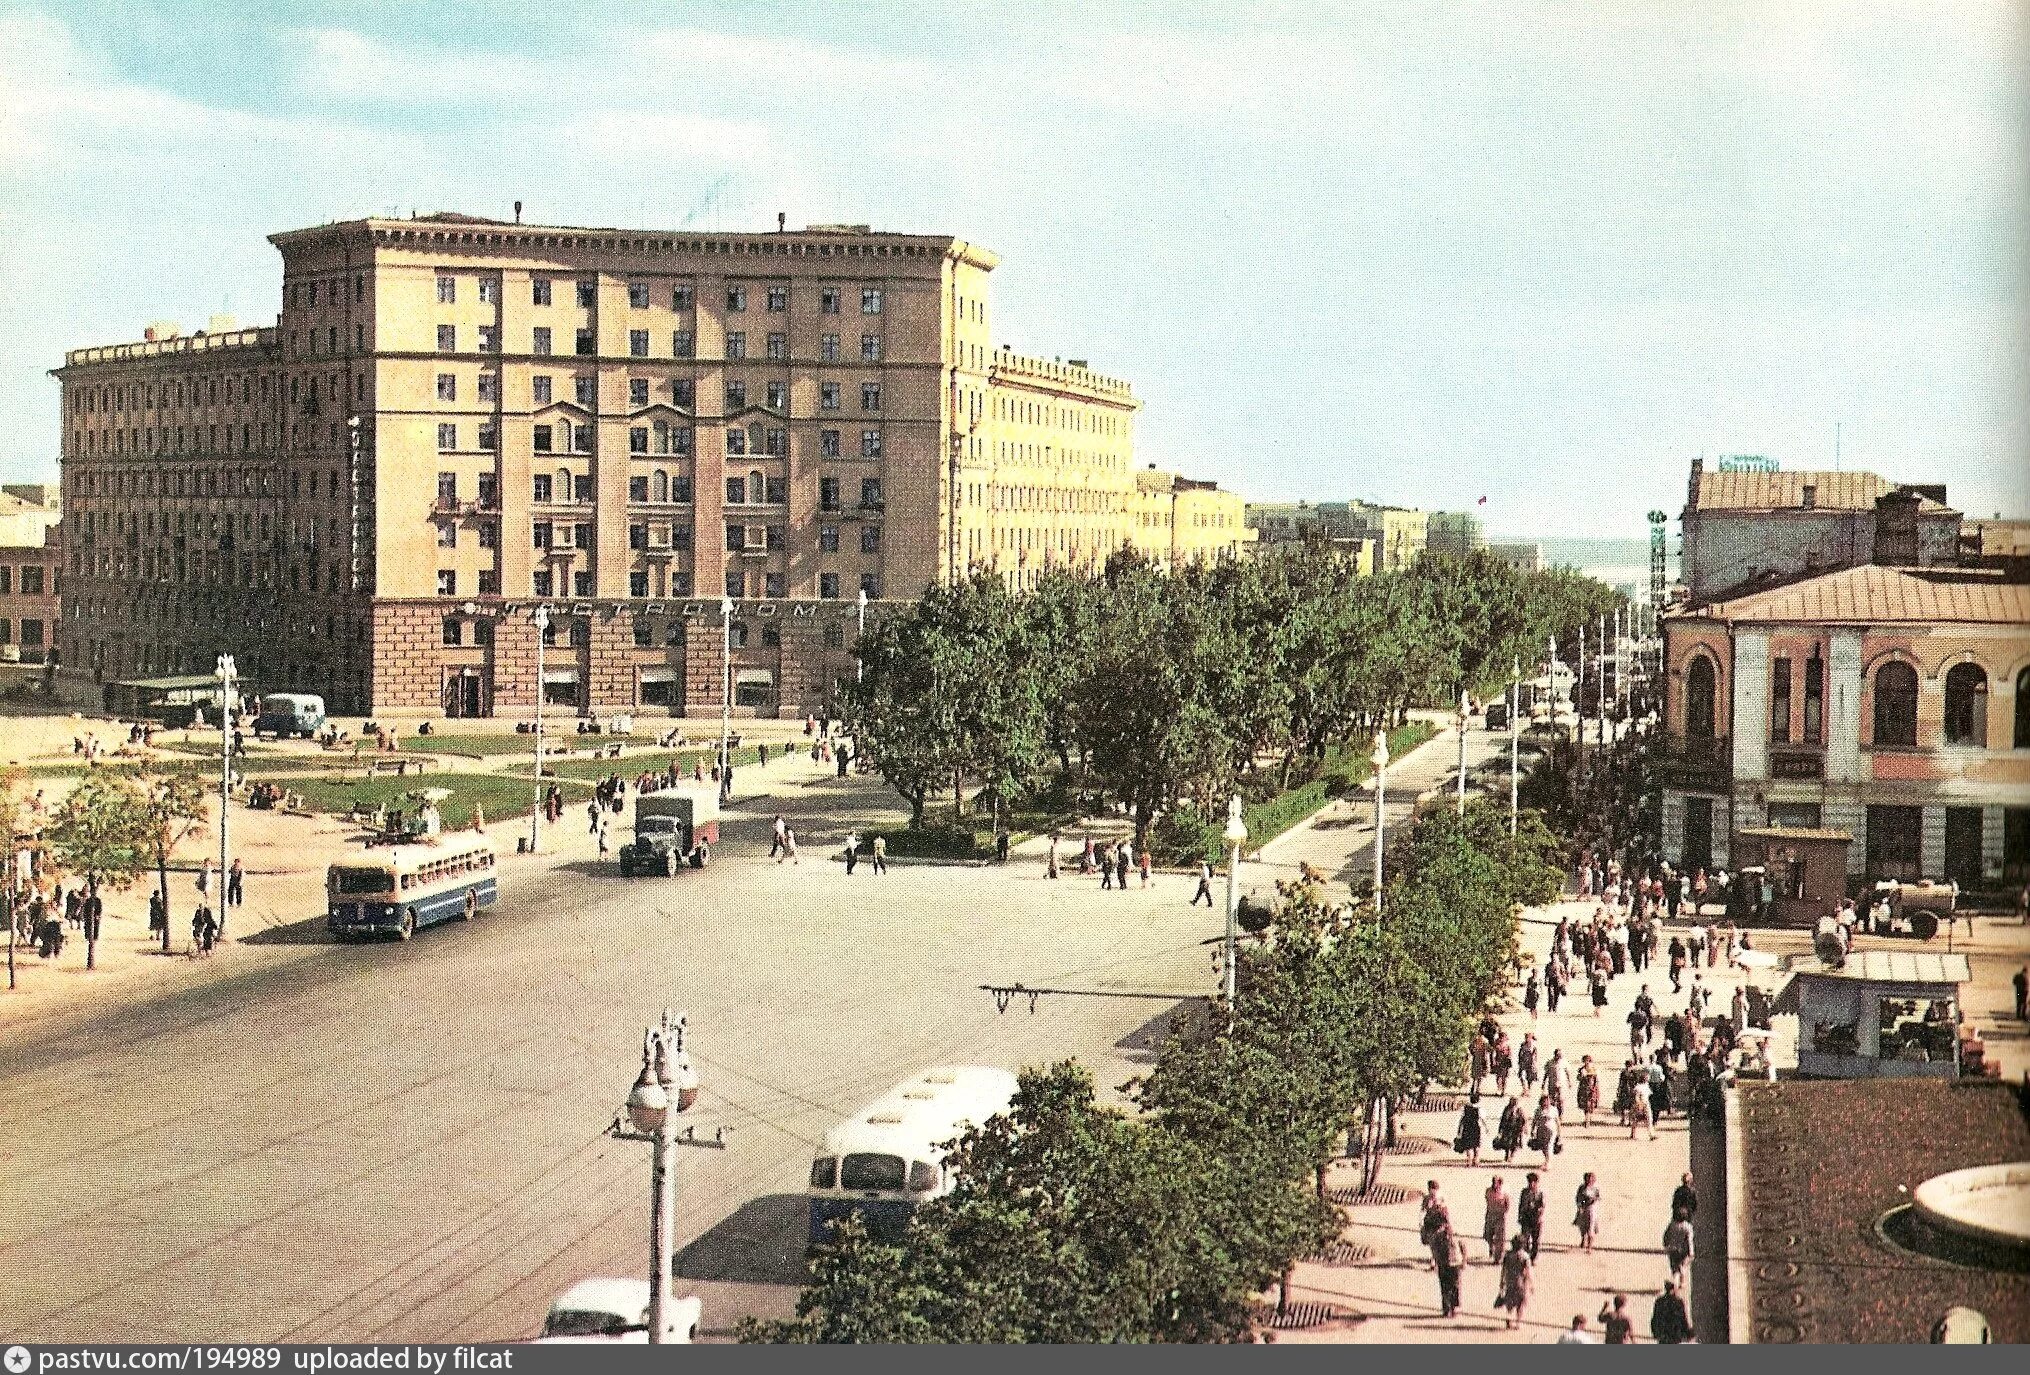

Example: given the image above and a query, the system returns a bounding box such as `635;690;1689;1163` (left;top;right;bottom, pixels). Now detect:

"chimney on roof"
514;200;522;224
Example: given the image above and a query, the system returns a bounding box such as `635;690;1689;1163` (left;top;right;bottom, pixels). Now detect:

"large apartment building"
53;214;1147;717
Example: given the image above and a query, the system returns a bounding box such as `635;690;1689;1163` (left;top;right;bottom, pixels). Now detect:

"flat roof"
1792;950;1972;985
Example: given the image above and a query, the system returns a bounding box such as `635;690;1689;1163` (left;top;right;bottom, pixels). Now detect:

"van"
255;692;326;739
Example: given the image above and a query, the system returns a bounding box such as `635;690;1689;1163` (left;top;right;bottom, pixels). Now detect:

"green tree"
45;770;155;970
2;763;34;990
140;767;211;953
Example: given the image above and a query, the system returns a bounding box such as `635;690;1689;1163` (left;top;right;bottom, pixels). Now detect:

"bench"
367;757;431;777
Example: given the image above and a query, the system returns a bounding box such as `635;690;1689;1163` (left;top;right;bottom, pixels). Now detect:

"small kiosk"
1775;950;1972;1080
1730;826;1853;926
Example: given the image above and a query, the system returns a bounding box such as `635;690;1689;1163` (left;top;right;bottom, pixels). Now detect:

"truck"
619;788;719;876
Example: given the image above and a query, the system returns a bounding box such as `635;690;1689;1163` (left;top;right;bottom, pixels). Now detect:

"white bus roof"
332;838;495;871
820;1066;1018;1160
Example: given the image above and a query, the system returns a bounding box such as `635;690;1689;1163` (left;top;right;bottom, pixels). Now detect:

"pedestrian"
1497;1239;1533;1329
1599;1294;1634;1343
843;830;859;875
1590;964;1609;1016
1492;1031;1514;1094
193;903;219;957
1100;848;1115;889
1419;1180;1451;1254
1430;1220;1467;1317
1650;1280;1693;1344
1530;1094;1560;1168
1627;1002;1650;1054
783;827;799;864
1137;847;1151;888
1191;861;1214;907
595;816;610;857
1687;920;1706;968
1517;1031;1540;1093
1557;1315;1598;1345
1523;968;1540;1020
994;828;1011;864
771;814;787;859
1573;1171;1602;1252
1648;1053;1672;1123
587;800;601;835
1629;1077;1656;1140
1483;1175;1512;1264
1545;1048;1572;1116
1469;1030;1490;1093
1545;958;1564;1013
1495;1093;1527;1164
149;888;166;935
1575;1054;1599;1127
1517;1171;1546;1261
1663;1206;1694;1288
1047;831;1061;879
2012;964;2026;1021
1115;843;1131;892
1672;1171;1698;1223
227;858;244;908
1454;1092;1483;1166
871;834;887;875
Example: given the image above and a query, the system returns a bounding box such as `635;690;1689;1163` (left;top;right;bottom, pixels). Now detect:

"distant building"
1131;468;1251;570
0;486;62;664
1350;503;1428;571
1965;517;2030;558
1486;540;1543;572
1679;458;1961;604
1659;562;2030;886
1425;510;1485;559
1245;500;1358;545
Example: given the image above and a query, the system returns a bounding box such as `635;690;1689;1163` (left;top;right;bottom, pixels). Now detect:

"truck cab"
620;788;720;876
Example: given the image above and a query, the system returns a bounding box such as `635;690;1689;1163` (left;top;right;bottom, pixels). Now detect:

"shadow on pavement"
1688;1115;1728;1341
676;1193;812;1287
1112;998;1207;1066
239;914;345;946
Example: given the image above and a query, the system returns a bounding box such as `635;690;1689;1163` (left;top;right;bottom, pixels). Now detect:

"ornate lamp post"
1371;729;1390;916
529;605;550;854
608;1011;713;1344
215;653;234;934
1221;796;1248;1006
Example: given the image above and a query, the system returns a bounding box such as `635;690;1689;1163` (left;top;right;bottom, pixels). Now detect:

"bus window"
331;867;393;895
809;1156;837;1189
840;1154;906;1192
907;1161;939;1193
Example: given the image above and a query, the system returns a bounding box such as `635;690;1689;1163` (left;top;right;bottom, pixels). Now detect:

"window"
672;285;693;310
819;477;841;512
575;328;595;356
1943;662;1988;746
820;382;840;411
1803;649;1824;744
673;380;695;408
577;280;597;308
478;278;497;304
1684;655;1717;740
437;423;457;451
1866;804;1923;881
1873;661;1918;748
820;429;841;458
437;275;456;304
477;523;497;550
767;332;787;361
477;326;498;353
442;617;463;646
533;520;553;548
861;334;882;361
437;570;456;596
534;424;554;453
766;524;785;550
630;426;648;453
861;430;883;459
573;476;591;503
1770;657;1791;744
727;285;747;312
437;373;457;401
764;572;785;599
725;571;744;600
725;382;746;411
673;329;694;358
478;423;496;451
2007;807;2030;882
725;477;747;505
533;475;553;503
861;382;882;411
437;324;456;351
478;473;497;508
861;287;883;314
477;372;498;403
629;329;649;358
628;282;650;309
860;573;881;598
726;331;746;360
575;375;596;408
819;571;839;599
861;477;883;507
767;286;788;312
673;476;693;502
821;333;839;362
819;524;839;553
861;525;881;553
628;571;648;597
634;618;654;647
533;279;553;306
672;571;693;596
573;572;594;598
533;327;553;355
629;378;649;407
821;287;841;314
766;382;787;411
532;570;553;596
630;476;649;502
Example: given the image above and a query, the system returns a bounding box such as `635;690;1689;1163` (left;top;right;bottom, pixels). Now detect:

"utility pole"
1509;658;1520;837
529;606;549;853
216;653;234;937
856;588;867;684
610;1011;721;1344
1456;689;1469;815
1222;797;1247;1006
1371;730;1390;916
719;598;733;802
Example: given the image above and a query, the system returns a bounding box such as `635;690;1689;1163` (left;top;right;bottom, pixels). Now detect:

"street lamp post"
1221;796;1247;1007
609;1011;712;1344
529;605;550;854
856;588;867;684
719;598;733;802
1370;730;1390;917
1455;689;1469;815
1509;658;1521;837
215;653;234;937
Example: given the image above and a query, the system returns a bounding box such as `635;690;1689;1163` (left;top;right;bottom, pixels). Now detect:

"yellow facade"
1130;469;1249;570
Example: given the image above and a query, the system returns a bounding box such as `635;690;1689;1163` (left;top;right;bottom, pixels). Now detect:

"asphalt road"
0;723;1505;1343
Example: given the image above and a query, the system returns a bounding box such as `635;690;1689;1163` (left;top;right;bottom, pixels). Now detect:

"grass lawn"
397;731;663;759
287;771;596;829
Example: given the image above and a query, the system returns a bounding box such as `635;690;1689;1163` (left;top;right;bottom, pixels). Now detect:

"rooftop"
1690;468;1952;514
1690;563;2030;626
1787;950;1973;985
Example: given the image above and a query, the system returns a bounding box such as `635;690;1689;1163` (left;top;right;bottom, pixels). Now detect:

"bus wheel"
398;910;416;941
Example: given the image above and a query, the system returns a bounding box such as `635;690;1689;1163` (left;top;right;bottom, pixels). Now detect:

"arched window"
1873;661;1919;748
652;469;669;503
748;468;763;500
555;420;572;452
1684;655;1717;740
2018;667;2030;749
1943;662;1987;746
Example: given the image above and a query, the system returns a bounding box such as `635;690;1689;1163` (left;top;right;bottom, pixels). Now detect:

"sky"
2;0;2024;537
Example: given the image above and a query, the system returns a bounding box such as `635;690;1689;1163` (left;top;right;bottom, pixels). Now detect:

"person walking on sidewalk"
1517;1171;1546;1260
1495;1093;1527;1163
227;858;244;909
1454;1093;1484;1166
1573;1171;1603;1253
1598;1294;1634;1343
1545;1048;1572;1117
1663;1205;1695;1289
1523;968;1540;1020
771;815;787;859
1530;1094;1560;1169
2011;963;2026;1021
871;834;887;875
1483;1176;1512;1264
1671;1171;1698;1224
1557;1315;1600;1344
1115;843;1131;892
1191;860;1214;907
1575;1054;1599;1127
1497;1240;1533;1330
1650;1280;1693;1344
1431;1220;1467;1318
843;830;860;876
1047;831;1061;880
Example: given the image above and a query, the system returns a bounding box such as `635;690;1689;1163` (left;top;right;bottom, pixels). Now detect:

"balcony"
1658;732;1730;790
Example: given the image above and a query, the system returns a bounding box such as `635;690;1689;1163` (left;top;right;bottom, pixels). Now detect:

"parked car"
253;692;326;739
532;1278;700;1344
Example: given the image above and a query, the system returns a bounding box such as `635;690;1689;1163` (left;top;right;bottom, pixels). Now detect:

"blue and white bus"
807;1066;1018;1244
326;838;498;940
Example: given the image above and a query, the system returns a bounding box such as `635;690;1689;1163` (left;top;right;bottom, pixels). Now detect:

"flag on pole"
1476;495;1488;506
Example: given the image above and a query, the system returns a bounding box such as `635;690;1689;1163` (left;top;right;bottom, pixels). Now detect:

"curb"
1723;1083;1752;1345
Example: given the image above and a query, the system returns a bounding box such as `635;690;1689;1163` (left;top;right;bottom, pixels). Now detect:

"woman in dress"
1495;1093;1527;1164
1517;1032;1540;1094
1575;1055;1600;1127
1573;1171;1603;1253
1628;1077;1655;1140
1590;963;1610;1016
1454;1093;1484;1166
1482;1175;1512;1264
1491;1031;1514;1095
1613;1058;1638;1124
1496;1237;1533;1329
1530;1094;1560;1169
1523;969;1541;1020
